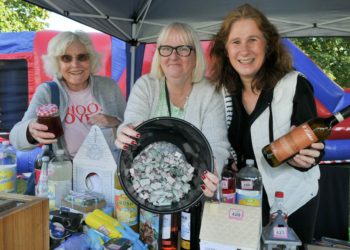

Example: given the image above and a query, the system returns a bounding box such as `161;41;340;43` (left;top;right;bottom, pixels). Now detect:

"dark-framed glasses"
59;53;90;63
158;45;195;57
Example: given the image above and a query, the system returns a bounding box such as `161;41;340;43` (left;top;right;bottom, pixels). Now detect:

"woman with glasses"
10;31;126;159
115;22;230;197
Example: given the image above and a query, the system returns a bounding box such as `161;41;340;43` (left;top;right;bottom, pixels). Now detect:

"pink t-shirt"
63;85;102;158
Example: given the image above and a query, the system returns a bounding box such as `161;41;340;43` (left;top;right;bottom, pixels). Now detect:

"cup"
36;104;64;138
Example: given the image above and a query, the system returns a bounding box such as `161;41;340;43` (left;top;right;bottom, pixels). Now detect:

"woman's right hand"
28;120;57;144
115;124;140;150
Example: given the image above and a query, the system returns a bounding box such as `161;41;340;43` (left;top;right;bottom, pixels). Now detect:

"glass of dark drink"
36;104;64;139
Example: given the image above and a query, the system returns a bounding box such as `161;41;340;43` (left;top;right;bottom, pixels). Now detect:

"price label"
229;208;244;220
273;226;288;239
241;180;253;190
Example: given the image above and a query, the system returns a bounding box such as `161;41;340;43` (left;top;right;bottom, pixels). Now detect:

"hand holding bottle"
200;170;219;198
287;127;324;169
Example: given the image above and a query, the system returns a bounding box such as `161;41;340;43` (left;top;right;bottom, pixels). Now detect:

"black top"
228;75;318;169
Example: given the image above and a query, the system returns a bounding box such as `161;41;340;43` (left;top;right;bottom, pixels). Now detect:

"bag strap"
46;81;60;108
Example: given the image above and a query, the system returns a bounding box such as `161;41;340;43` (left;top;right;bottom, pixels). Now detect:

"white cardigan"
251;71;320;215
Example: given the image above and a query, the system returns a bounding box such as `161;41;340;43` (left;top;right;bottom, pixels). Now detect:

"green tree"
0;0;49;31
291;37;350;88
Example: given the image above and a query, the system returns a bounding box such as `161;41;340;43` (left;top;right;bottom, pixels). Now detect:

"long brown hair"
209;4;293;93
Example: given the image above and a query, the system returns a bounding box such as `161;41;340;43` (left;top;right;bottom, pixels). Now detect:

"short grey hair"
42;31;101;79
150;22;206;83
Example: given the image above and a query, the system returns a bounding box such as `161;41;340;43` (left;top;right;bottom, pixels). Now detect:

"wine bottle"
180;202;202;250
262;105;350;167
161;213;178;250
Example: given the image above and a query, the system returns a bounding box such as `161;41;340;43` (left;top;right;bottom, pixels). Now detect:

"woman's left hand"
89;113;120;128
200;170;219;198
288;141;325;168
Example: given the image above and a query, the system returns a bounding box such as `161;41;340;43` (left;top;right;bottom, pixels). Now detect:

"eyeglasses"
59;53;90;63
158;45;195;57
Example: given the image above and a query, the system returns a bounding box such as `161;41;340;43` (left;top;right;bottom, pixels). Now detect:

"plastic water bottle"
270;191;288;223
236;159;262;207
35;156;50;197
0;141;17;192
48;149;72;209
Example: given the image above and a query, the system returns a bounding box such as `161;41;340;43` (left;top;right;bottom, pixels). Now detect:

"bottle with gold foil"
114;174;138;231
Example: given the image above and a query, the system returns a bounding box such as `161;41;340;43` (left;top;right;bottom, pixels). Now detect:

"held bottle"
35;156;50;197
236;159;262;207
221;160;236;204
262;104;350;167
270;191;288;223
0;141;17;193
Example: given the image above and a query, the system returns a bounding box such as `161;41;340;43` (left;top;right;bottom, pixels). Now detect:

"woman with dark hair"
209;4;324;245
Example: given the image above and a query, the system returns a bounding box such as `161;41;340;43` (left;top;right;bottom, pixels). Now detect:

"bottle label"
241;180;253;190
236;189;261;207
162;214;171;239
222;179;229;189
273;226;288;239
140;209;160;250
222;192;236;204
270;122;318;162
0;164;16;192
181;211;191;241
114;189;138;226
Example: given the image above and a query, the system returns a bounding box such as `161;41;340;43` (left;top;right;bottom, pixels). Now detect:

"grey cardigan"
10;75;126;154
119;74;230;174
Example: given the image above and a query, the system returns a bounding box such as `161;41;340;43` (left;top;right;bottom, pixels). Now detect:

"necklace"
165;79;192;116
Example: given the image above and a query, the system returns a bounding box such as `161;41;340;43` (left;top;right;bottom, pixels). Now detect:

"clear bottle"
262;104;350;167
236;159;262;207
35;155;50;197
47;149;72;209
270;191;288;223
35;145;54;170
114;174;138;231
0;141;17;193
221;160;236;204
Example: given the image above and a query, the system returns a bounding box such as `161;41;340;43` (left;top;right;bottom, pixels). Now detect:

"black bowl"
117;117;214;214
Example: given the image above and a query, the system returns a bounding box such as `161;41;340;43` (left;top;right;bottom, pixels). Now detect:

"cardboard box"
73;125;118;206
200;202;261;250
0;193;49;250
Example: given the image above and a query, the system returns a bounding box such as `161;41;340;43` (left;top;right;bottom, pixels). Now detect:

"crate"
0;193;49;250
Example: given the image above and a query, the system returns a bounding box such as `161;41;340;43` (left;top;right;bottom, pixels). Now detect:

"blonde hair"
150;22;206;83
42;31;101;79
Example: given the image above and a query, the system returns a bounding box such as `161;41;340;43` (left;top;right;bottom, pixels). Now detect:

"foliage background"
291;38;350;88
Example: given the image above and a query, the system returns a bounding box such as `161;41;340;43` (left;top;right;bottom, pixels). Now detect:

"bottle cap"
56;149;64;156
42;156;50;162
246;159;254;166
275;191;284;198
36;104;58;117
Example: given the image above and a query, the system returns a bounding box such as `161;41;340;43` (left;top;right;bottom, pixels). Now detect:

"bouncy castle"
0;30;127;133
0;31;349;162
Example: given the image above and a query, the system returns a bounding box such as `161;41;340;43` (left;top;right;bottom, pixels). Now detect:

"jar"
36;104;64;138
